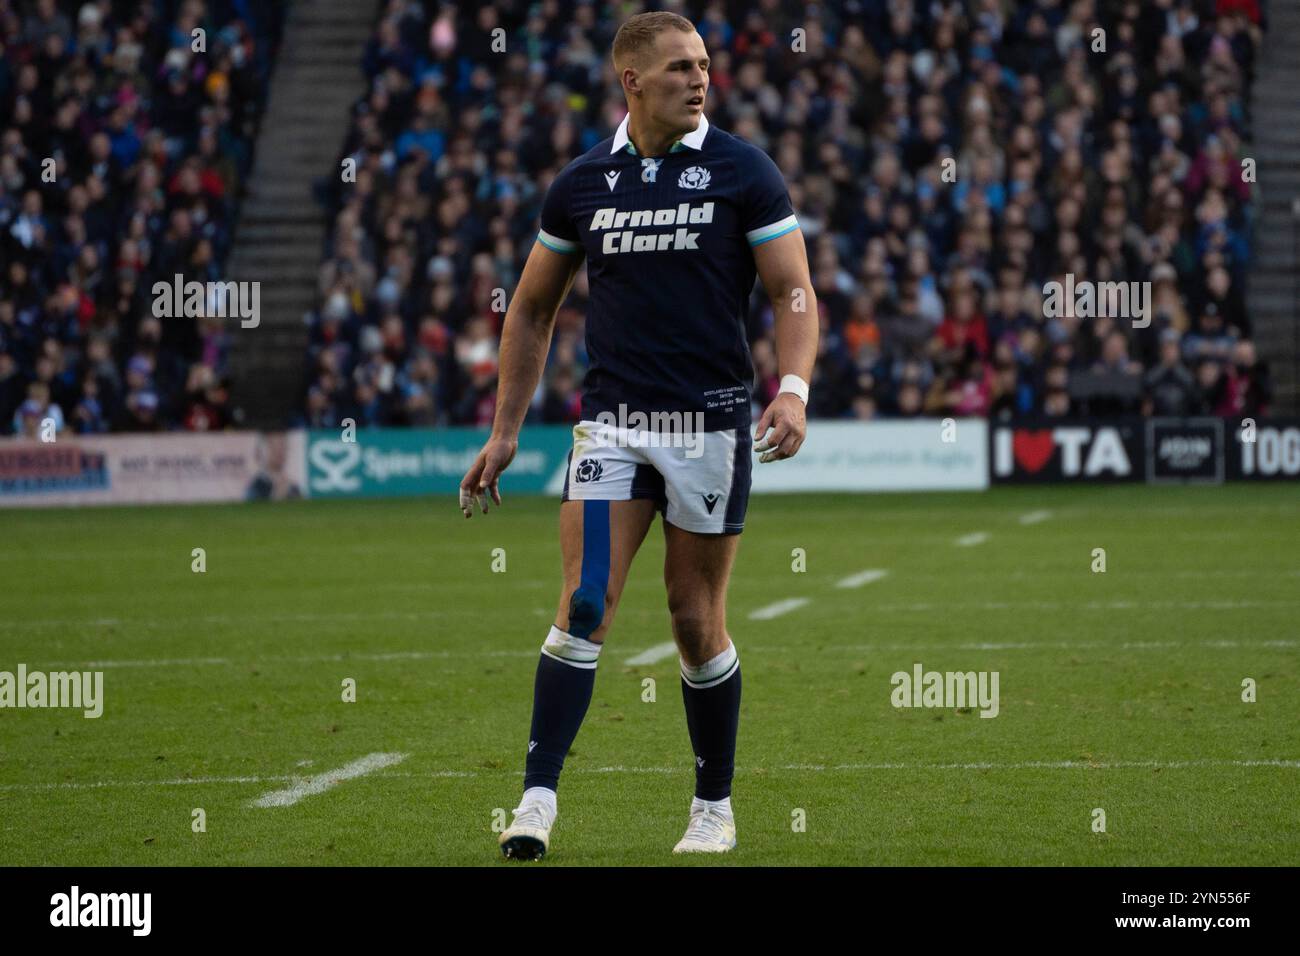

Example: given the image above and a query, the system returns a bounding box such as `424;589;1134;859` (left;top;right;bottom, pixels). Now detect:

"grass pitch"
1;484;1297;866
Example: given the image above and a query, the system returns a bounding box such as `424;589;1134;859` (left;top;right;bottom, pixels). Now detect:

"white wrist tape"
777;374;809;405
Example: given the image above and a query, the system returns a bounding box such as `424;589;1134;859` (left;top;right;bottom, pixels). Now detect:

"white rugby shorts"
560;419;753;534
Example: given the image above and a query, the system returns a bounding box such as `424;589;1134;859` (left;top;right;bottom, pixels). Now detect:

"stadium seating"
0;0;284;435
300;0;1272;429
2;2;1275;435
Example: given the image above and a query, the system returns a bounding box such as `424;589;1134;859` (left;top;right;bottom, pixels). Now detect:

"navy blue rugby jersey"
536;113;799;431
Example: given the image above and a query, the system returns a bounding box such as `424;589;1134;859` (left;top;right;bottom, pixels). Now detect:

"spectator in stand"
1144;328;1201;416
13;381;63;437
539;364;581;425
71;369;107;433
1219;338;1272;416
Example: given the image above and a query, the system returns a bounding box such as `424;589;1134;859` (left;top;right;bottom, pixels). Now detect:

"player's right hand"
753;393;807;463
459;436;517;517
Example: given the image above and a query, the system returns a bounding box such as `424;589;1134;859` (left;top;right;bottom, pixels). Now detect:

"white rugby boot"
499;789;556;861
672;797;737;854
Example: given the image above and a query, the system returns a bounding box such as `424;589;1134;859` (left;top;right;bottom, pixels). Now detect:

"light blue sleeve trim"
746;215;800;247
537;229;581;254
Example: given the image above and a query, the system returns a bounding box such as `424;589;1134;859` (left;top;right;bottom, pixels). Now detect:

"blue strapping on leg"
568;499;610;639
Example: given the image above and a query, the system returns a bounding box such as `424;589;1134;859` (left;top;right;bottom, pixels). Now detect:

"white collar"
610;112;710;155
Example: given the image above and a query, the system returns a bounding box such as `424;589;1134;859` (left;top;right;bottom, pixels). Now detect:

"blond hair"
612;11;695;72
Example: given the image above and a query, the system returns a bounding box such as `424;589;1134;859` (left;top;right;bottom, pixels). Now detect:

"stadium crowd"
303;0;1273;431
0;0;282;436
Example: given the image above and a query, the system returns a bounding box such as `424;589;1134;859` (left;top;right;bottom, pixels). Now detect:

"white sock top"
680;641;738;688
691;795;733;817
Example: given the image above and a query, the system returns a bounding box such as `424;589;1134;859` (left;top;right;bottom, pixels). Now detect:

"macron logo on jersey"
589;202;715;255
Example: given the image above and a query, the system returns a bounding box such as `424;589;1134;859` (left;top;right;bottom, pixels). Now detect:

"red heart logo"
1013;430;1055;473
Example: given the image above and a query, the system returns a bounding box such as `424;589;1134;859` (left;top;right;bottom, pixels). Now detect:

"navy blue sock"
524;501;610;793
680;643;742;801
522;635;600;792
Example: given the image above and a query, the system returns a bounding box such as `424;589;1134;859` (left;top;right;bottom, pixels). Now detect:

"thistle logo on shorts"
588;202;715;255
574;458;604;483
678;166;711;190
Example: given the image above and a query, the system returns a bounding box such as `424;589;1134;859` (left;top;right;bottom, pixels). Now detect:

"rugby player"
459;10;818;859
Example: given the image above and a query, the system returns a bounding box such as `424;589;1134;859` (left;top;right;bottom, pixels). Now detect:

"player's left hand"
754;393;806;463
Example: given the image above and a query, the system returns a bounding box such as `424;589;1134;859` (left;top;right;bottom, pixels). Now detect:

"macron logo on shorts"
701;493;720;514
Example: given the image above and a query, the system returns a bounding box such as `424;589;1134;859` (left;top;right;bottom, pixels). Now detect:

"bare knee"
668;604;728;665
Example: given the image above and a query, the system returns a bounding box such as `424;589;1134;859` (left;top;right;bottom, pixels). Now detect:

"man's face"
631;30;709;132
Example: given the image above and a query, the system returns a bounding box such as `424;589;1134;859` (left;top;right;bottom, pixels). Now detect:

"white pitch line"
1173;569;1300;578
34;631;1299;672
748;597;811;621
37;649;538;670
806;639;1298;653
772;760;1300;771
1019;510;1052;525
836;599;1300;613
0;774;296;793
0;610;456;631
7;758;1300;794
835;569;889;589
955;532;989;547
624;641;679;666
81;657;233;669
249;752;408;808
